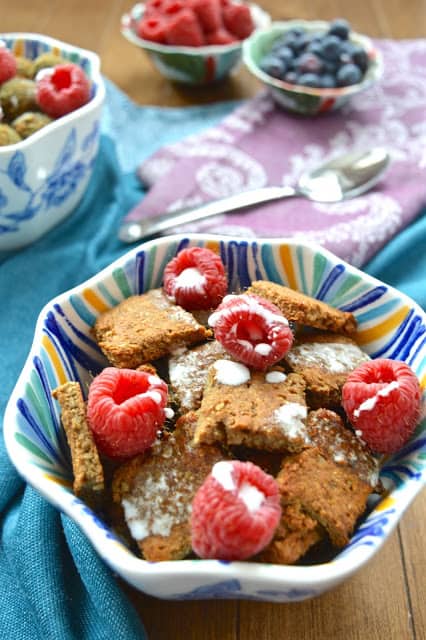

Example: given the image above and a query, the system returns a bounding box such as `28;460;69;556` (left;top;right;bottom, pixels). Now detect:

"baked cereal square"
285;331;370;408
277;448;372;547
52;381;104;509
247;281;357;336
193;361;309;452
93;289;211;369
112;412;225;561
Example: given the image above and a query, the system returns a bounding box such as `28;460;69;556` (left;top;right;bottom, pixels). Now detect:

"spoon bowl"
119;147;390;243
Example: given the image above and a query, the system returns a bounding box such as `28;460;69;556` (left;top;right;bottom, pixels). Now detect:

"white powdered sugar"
146;390;163;404
211;461;235;490
286;341;370;373
238;482;265;513
174;267;206;292
273;403;309;442
265;371;287;384
208;294;288;329
211;463;265;513
213;359;251;385
354;380;400;417
254;343;272;356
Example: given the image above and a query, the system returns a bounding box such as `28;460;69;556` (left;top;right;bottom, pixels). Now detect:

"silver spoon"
119;147;390;244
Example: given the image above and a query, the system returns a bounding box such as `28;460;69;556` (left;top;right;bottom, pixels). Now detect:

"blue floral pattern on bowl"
0;33;105;250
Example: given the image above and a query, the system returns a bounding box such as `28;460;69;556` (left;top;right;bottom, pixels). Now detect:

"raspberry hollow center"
112;378;149;404
52;67;72;90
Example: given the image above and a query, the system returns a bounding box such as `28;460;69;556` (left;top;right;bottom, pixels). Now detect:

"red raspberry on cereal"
342;359;421;454
164;8;205;46
163;246;227;310
0;47;17;84
208;293;294;370
191;460;282;560
222;3;254;40
36;63;91;118
87;367;168;459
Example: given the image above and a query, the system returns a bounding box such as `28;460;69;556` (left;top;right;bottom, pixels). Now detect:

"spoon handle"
119;185;297;243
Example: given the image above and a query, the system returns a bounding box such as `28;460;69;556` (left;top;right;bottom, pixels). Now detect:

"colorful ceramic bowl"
242;20;383;115
4;234;425;602
121;2;270;85
0;33;105;251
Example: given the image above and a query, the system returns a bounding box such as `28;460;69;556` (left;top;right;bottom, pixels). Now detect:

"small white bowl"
4;234;425;602
121;2;270;85
0;33;105;251
243;20;383;115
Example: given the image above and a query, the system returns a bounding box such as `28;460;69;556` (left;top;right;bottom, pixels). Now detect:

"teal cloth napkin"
0;79;425;640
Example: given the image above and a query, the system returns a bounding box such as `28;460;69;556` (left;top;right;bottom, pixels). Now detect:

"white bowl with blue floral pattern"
0;33;105;251
4;234;425;602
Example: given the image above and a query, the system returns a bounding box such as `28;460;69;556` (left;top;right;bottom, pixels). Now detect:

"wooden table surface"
3;1;425;638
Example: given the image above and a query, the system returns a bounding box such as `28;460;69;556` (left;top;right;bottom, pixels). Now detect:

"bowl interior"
243;20;383;98
4;235;425;601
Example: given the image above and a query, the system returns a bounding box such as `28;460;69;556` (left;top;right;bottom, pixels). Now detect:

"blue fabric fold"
0;78;424;639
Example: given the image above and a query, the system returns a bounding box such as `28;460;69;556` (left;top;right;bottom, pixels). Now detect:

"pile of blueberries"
259;18;369;89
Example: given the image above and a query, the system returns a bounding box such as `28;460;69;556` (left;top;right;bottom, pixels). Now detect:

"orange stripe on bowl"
42;335;67;385
279;245;297;290
420;373;426;391
356;306;410;345
12;39;25;57
43;473;73;489
82;288;110;313
205;240;220;255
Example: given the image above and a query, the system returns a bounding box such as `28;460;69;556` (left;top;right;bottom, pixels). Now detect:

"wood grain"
2;1;425;638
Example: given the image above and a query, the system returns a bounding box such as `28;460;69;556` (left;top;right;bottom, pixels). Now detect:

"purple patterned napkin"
125;40;426;267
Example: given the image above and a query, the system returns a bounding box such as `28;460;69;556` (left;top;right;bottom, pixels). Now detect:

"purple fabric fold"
125;39;426;267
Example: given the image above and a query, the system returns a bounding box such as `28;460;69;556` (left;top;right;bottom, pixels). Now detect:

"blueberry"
284;71;298;85
321;34;343;61
351;45;369;72
306;40;324;57
328;18;350;40
260;55;287;79
336;63;363;86
275;45;295;67
296;52;323;74
323;59;339;74
319;73;336;88
298;72;321;87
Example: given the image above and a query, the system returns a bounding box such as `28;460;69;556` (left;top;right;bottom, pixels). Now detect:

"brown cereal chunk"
169;340;230;413
194;365;309;452
52;382;104;509
306;409;381;490
112;412;226;561
285;332;370;408
257;503;324;565
246;281;357;336
93;289;211;369
277;448;372;547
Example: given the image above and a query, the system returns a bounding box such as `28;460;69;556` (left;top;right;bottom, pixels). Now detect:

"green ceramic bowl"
243;20;384;115
121;2;270;86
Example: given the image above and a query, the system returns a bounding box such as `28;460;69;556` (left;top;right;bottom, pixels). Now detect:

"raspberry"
222;3;254;40
190;0;222;33
0;47;17;84
36;63;91;118
191;460;282;560
164;8;205;46
144;0;165;15
206;28;237;45
137;16;168;43
163;246;227;310
87;367;168;459
208;294;294;370
342;359;421;454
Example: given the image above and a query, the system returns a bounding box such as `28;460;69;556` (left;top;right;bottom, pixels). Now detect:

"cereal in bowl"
52;246;422;565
